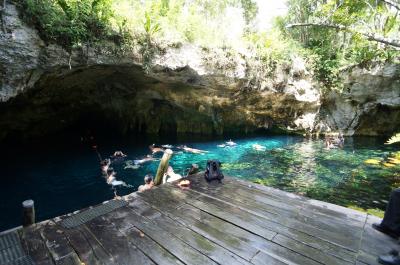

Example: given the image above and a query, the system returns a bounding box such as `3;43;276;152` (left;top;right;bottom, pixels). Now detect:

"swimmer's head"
144;174;153;184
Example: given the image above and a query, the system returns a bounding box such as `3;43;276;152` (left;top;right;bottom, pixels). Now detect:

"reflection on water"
0;134;399;231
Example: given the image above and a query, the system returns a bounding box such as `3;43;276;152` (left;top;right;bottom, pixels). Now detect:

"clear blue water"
0;134;399;231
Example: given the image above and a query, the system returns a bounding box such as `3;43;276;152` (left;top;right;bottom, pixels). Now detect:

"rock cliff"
0;1;399;142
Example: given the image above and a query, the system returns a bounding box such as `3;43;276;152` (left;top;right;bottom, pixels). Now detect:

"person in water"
106;169;116;185
138;174;154;192
179;145;207;154
100;159;111;173
149;144;164;154
112;151;127;158
134;155;156;165
225;139;237;146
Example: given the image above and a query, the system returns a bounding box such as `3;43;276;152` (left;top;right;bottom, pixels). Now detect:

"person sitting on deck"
163;166;182;183
138;174;154;192
373;188;400;239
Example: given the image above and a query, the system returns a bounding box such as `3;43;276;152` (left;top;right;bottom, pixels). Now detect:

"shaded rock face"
0;2;322;142
319;63;400;136
0;65;321;142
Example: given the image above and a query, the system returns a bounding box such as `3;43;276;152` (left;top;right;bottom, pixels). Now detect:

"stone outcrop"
0;1;399;142
317;63;400;136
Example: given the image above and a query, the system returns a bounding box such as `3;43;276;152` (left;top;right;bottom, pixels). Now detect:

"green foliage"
386;133;400;145
21;0;114;51
18;0;399;86
239;0;258;25
282;0;400;89
140;11;161;73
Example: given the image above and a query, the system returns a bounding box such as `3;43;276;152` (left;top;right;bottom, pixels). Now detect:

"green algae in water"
164;137;400;216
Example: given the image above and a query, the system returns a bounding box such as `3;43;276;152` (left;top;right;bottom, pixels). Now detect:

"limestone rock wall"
0;1;399;141
318;63;400;136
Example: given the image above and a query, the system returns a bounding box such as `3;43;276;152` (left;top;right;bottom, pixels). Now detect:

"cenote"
0;133;399;231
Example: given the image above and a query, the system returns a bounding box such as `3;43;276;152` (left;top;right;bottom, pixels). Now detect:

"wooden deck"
1;173;399;265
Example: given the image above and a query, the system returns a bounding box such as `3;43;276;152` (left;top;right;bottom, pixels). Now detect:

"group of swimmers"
99;143;205;194
217;140;268;151
149;143;208;155
100;151;130;186
325;133;345;149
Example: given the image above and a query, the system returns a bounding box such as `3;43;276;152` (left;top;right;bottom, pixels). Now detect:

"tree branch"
380;0;400;11
286;22;400;48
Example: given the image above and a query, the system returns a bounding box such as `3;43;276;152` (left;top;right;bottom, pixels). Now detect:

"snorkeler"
162;166;182;183
134;155;157;165
225;139;237;146
252;144;266;151
138;174;155;192
149;144;165;154
112;151;127;158
179;145;208;154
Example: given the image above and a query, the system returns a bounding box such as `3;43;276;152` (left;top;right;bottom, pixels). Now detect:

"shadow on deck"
1;173;399;265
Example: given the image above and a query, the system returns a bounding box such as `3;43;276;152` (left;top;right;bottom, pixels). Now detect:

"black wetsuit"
381;188;400;237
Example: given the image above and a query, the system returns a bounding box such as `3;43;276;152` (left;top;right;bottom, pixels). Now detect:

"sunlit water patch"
0;135;399;230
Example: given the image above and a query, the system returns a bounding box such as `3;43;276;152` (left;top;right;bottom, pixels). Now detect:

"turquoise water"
0;134;399;231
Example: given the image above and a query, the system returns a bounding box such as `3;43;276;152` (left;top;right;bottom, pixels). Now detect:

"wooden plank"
137;192;348;265
250;243;321;265
101;209;185;265
189;175;365;232
138;185;355;265
272;234;353;265
138;185;277;241
188;176;364;237
84;215;155;265
187;183;362;248
250;251;289;265
125;200;252;265
190;174;365;230
224;176;367;222
101;204;218;265
39;221;81;265
152;183;357;262
175;183;360;251
19;224;54;265
63;226;114;265
133;195;259;261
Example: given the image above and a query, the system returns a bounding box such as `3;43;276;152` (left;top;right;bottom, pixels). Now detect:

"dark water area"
0;133;399;231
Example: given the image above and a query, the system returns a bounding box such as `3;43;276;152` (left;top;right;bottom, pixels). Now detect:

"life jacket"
205;160;224;183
